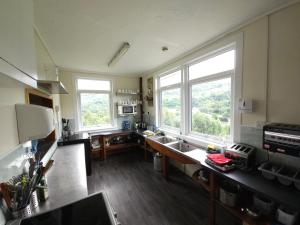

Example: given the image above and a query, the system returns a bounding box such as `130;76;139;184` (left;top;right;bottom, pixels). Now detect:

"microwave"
117;105;137;115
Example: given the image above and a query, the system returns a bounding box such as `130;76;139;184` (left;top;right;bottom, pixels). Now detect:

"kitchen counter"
58;133;91;176
89;129;138;137
32;143;88;215
184;149;300;211
145;137;300;211
58;132;90;144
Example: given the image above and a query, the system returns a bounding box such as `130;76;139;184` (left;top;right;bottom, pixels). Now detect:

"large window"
190;77;232;142
76;78;113;130
156;44;239;144
189;50;234;143
157;70;182;131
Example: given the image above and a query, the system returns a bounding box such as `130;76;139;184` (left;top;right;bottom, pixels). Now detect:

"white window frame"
156;68;183;133
75;77;114;131
155;34;243;146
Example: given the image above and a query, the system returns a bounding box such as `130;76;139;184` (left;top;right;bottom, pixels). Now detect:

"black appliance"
9;192;119;225
224;143;255;171
263;123;300;157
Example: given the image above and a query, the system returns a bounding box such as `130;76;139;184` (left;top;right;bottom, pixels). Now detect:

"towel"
207;153;232;166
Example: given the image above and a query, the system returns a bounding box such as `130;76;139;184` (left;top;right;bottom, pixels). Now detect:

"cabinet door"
0;0;37;81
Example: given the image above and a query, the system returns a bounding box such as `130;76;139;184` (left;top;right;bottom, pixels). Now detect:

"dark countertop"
58;132;90;145
146;137;300;211
33;144;88;214
58;133;91;176
184;149;300;210
89;129;142;137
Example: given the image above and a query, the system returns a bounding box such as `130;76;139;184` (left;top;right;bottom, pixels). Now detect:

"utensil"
0;183;11;209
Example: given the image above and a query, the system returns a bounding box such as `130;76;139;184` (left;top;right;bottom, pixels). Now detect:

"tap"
176;135;187;143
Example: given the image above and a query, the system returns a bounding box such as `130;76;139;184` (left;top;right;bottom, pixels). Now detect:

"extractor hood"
37;80;68;94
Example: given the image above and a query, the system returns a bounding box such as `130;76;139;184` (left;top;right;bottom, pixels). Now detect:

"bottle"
37;166;49;202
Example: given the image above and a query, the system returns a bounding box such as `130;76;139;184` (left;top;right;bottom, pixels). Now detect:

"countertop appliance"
263;123;300;157
8;192;119;225
117;104;137;116
224;143;255;171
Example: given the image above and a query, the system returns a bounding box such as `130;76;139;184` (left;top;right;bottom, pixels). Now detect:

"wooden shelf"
105;143;140;151
215;200;271;225
192;170;211;192
116;92;141;96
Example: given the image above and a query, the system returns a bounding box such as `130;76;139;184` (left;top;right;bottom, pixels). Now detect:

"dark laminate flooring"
87;150;239;225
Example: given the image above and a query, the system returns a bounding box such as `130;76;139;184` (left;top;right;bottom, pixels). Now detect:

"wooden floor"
87;149;239;225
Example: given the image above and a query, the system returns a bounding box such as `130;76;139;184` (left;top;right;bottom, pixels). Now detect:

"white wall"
143;3;300;128
268;4;300;124
141;3;300;175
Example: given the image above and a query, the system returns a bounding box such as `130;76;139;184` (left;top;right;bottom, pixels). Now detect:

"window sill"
158;127;180;136
183;135;229;149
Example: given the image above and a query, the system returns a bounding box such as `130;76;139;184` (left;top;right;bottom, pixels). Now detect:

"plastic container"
277;167;297;186
276;206;299;225
219;186;238;207
253;195;275;216
12;190;38;219
258;162;281;180
154;153;162;172
198;168;209;182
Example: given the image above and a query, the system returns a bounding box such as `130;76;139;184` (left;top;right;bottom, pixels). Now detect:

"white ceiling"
34;0;293;76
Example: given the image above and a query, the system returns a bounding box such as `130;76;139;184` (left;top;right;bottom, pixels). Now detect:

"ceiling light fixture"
108;42;131;67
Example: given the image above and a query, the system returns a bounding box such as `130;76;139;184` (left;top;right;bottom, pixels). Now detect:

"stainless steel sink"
153;136;177;144
167;142;198;152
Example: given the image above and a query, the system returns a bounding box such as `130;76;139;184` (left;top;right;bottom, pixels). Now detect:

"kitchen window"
76;78;113;130
156;39;242;144
188;49;235;144
157;70;182;131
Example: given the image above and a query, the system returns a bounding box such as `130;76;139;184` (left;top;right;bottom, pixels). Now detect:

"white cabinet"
0;0;37;86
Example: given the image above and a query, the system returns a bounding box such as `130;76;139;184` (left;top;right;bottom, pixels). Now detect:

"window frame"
155;34;243;146
156;68;183;133
75;77;114;131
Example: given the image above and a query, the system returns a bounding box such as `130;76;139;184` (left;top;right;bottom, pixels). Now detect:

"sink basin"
154;136;177;144
168;142;198;152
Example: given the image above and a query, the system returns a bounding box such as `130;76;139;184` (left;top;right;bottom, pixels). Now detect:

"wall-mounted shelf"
117;103;140;106
116;92;141;96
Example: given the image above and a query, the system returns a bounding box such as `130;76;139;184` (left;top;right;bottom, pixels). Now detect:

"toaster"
224;143;255;171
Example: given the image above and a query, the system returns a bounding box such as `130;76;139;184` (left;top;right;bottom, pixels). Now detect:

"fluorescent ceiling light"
108;42;130;67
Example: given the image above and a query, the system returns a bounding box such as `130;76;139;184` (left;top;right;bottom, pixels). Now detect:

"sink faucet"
176;134;187;143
